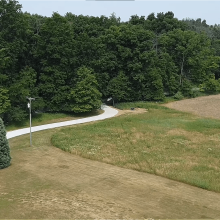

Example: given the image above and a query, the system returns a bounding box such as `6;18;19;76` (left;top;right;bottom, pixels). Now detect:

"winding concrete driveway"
7;105;118;139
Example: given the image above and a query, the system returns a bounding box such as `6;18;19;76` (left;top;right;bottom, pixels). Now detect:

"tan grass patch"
131;131;154;143
115;108;147;117
114;128;125;133
209;134;220;141
126;163;141;170
137;161;154;171
167;128;206;144
131;132;145;143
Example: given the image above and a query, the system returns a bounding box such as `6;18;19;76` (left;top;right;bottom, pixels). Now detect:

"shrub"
0;118;11;169
191;87;201;97
200;77;220;94
180;80;194;97
173;91;184;100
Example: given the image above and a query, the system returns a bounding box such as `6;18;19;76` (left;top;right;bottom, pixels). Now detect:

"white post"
30;99;32;147
27;97;35;147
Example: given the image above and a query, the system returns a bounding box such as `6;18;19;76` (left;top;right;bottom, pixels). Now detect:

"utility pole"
27;97;35;146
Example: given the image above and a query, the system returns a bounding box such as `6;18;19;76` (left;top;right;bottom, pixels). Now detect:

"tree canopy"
1;0;220;123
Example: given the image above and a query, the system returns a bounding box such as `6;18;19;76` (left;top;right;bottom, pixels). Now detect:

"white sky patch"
19;1;220;25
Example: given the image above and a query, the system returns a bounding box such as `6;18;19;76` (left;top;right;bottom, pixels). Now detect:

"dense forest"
1;0;220;123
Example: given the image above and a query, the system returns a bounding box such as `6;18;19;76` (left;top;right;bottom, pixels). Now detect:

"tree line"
1;0;220;124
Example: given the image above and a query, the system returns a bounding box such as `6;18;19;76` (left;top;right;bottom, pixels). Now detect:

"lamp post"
27;97;35;146
107;97;114;106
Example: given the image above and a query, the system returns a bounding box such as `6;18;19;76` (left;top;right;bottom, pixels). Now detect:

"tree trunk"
180;53;185;85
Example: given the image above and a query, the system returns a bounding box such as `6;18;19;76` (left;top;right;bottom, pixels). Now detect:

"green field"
52;102;220;192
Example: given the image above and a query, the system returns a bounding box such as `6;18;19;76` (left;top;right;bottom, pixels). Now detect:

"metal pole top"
26;97;35;101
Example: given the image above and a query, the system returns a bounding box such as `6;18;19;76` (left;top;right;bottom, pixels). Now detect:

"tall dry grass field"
52;103;220;192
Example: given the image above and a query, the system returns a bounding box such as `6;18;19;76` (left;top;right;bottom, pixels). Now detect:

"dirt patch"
164;94;220;119
115;107;147;117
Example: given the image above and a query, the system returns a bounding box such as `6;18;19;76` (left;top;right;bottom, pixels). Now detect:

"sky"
19;1;220;25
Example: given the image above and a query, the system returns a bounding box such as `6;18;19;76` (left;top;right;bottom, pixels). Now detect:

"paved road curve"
7;105;118;139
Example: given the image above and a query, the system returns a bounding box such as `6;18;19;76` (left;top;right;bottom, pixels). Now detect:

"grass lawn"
52;102;220;192
6;110;103;131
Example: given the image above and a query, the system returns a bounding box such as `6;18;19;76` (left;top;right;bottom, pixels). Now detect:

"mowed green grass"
52;102;220;192
6;110;103;131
